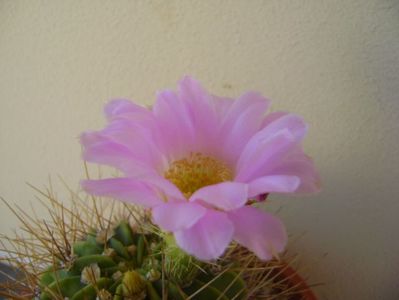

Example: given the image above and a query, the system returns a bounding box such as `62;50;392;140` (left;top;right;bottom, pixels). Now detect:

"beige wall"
1;1;398;298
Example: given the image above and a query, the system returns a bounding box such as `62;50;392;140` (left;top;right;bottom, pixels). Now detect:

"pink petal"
102;100;166;171
261;113;307;141
105;104;166;160
153;90;196;158
236;113;319;193
80;132;143;173
220;92;269;162
212;95;234;119
178;76;211;107
238;114;307;168
190;182;248;211
235;130;297;182
152;202;206;231
140;173;185;200
260;111;288;129
81;129;166;178
228;206;287;261
218;92;270;163
81;178;162;207
104;99;150;120
248;175;300;197
101;120;165;170
178;76;220;154
269;147;321;194
174;210;234;260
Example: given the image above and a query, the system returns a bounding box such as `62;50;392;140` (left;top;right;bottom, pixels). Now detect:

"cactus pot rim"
275;263;318;300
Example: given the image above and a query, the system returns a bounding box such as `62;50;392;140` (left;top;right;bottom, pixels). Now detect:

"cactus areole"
38;221;247;300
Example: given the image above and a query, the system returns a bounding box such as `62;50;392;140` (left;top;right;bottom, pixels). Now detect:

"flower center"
164;152;233;198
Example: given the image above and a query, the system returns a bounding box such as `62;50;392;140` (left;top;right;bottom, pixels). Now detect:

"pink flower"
81;77;320;261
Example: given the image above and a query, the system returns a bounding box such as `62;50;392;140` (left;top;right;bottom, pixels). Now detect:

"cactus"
0;186;315;300
38;220;247;300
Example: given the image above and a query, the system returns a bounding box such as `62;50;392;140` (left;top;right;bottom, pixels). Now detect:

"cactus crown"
39;220;247;300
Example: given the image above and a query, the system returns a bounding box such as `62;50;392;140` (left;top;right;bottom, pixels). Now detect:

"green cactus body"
40;276;84;300
72;278;112;300
38;221;247;300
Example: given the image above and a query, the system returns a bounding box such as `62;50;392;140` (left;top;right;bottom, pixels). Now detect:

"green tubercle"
163;234;201;286
38;220;248;300
121;270;147;299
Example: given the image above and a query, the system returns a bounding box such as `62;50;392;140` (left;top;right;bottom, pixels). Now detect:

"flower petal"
104;99;150;120
190;182;248;211
80;132;143;173
218;92;270;163
212;95;234;119
178;76;220;154
140;173;185;200
260;111;288;129
261;113;307;141
152;202;206;232
235;130;297;182
153;90;196;159
248;175;300;197
81;178;161;207
81;128;166;177
268;147;321;194
98;100;167;170
237;114;307;172
228;206;287;261
174;210;234;260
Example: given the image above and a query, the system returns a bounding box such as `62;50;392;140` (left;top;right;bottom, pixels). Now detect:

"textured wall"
1;1;398;298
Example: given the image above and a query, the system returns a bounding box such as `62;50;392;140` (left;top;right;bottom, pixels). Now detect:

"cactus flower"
81;76;320;261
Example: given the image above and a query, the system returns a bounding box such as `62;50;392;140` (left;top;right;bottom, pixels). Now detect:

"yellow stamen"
164;152;233;198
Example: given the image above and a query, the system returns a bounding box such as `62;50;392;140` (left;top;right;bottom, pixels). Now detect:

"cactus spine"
38;220;246;300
